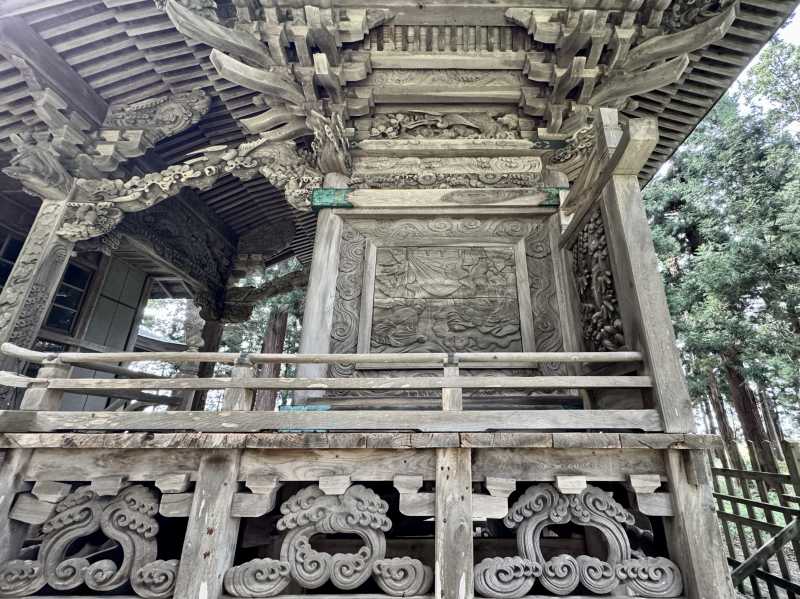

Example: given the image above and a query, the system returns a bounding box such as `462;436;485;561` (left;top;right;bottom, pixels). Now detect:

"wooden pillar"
664;450;737;599
19;358;69;410
253;305;289;411
174;450;242;599
296;209;343;401
222;357;255;411
0;199;74;408
435;364;474;599
0;449;33;563
600;143;694;432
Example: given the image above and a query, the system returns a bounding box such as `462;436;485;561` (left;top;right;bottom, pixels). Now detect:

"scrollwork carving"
369;111;520;140
224;558;290;598
226;484;432;597
373;557;433;596
57;202;123;242
0;484;178;599
617;557;683;597
131;559;180;599
473;557;539;599
476;483;683;598
102;90;210;141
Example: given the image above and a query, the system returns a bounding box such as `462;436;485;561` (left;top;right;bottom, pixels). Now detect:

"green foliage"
643;60;800;430
741;40;800;124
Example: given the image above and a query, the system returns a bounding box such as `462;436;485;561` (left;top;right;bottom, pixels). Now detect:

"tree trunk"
253;306;289;411
723;356;779;473
700;393;726;464
191;319;225;411
708;367;744;471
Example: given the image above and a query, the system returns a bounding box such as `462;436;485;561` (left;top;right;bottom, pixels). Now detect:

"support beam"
173;450;242;599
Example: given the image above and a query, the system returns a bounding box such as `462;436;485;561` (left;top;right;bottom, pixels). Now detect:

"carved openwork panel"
571;209;627;352
0;483;183;598
475;483;683;598
225;483;434;598
328;212;564;377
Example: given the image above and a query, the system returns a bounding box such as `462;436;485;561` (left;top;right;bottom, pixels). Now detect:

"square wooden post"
664;449;737;599
174;450;242;599
435;363;474;599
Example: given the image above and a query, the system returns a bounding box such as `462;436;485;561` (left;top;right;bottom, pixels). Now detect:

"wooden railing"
0;342;668;433
713;441;800;598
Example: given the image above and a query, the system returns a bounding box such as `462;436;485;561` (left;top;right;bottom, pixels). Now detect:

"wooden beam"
0;431;718;450
0;409;664;433
0;17;107;126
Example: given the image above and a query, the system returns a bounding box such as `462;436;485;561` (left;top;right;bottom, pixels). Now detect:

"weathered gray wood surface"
0;431;720;449
435;447;474;599
664;449;737;599
173;450;242;599
0;408;664;432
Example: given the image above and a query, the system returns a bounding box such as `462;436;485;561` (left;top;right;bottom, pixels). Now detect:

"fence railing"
713;441;800;599
0;341;669;433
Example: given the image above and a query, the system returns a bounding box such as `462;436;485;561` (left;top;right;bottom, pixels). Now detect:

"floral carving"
572;209;627;351
225;484;432;597
475;484;683;598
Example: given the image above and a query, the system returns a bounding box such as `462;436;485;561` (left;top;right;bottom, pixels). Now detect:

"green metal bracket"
311;188;353;210
542;187;562;207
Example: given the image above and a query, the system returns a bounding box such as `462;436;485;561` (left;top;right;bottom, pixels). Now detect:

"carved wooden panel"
571;209;627;352
371;246;523;353
327;212;565;377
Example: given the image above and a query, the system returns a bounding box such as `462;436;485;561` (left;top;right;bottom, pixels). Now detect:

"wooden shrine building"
0;0;795;598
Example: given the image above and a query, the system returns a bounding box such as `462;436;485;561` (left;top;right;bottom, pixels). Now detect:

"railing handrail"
1;342;643;367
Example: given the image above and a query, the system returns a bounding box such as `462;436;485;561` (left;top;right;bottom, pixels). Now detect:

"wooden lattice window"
43;263;93;334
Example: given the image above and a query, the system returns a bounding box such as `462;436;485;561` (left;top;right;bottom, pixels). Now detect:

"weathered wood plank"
0;409;664;432
0;431;717;449
664;449;737;598
472;448;667;481
240;448;437;481
435;447;473;599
